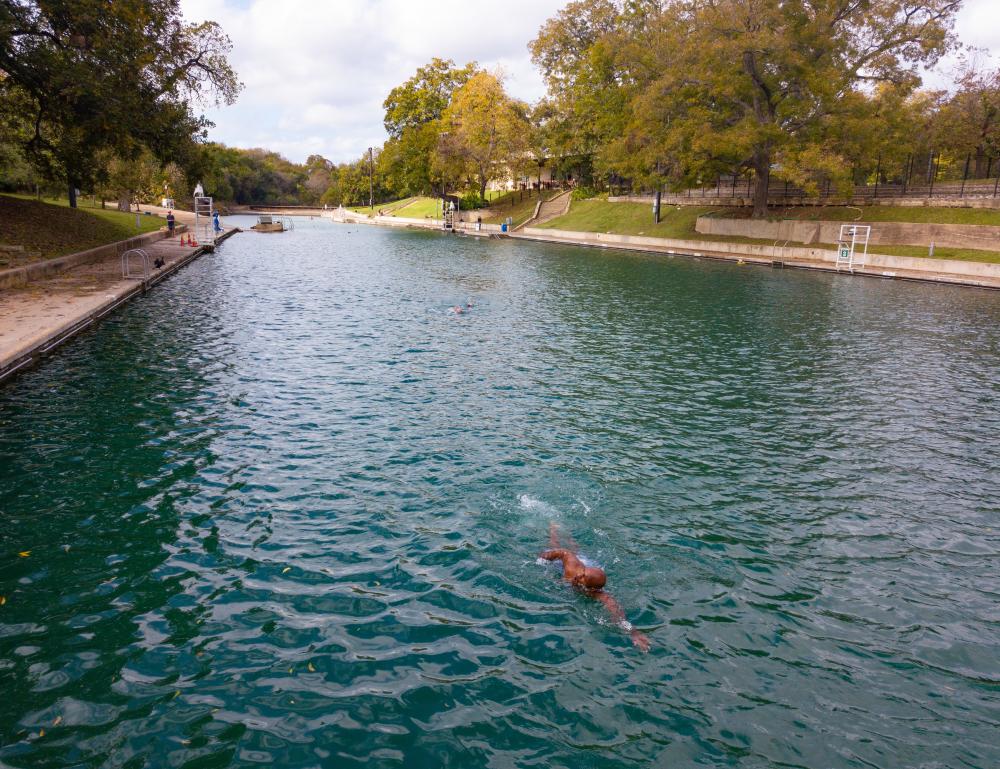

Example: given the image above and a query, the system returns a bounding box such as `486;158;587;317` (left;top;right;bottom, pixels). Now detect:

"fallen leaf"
39;729;45;737
0;596;6;606
18;551;30;558
172;690;180;699
307;662;315;672
53;716;62;726
288;667;294;674
282;567;291;574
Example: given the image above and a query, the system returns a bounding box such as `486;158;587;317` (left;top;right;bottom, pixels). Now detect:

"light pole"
368;147;374;211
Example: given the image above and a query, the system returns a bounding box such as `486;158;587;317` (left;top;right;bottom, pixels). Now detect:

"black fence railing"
647;153;1000;201
670;178;1000;200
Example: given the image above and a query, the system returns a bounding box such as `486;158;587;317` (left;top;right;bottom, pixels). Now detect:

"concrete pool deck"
0;223;239;384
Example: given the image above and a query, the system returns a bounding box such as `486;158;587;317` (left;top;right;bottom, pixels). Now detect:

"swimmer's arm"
549;521;560;549
539;548;570;562
595;591;650;653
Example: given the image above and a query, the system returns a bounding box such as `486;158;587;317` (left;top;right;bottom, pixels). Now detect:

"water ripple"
1;217;999;767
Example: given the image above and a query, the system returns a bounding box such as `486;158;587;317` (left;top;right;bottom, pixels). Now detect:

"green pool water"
1;217;999;768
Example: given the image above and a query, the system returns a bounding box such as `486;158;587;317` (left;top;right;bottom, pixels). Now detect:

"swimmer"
450;305;464;314
541;522;650;652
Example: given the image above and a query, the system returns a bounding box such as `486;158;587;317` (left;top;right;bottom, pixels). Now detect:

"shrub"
460;191;485;210
571;186;605;201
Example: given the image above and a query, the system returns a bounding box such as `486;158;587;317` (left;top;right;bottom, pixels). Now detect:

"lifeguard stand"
442;196;458;231
836;224;871;272
194;195;214;244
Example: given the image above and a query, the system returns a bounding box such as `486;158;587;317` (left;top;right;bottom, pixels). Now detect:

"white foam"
518;494;559;517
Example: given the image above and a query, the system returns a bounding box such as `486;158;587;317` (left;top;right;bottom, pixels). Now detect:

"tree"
435;72;531;201
98;148;159;211
624;0;961;217
529;0;634;174
0;0;241;206
383;58;477;139
380;58;476;197
935;59;1000;178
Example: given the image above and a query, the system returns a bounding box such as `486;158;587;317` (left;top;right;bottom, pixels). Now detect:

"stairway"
520;190;572;229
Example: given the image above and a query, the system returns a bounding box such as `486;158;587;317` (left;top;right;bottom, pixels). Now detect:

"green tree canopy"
435;72;532;201
0;0;241;205
616;0;962;216
934;59;1000;178
382;57;477;139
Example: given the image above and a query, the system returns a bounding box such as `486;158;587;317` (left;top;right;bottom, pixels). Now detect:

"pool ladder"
121;248;150;281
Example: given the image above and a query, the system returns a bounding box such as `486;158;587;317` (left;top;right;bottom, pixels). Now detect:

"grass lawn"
540;200;1000;264
482;189;558;226
1;194;165;265
391;197;442;219
539;200;714;239
346;197;430;217
10;193;165;234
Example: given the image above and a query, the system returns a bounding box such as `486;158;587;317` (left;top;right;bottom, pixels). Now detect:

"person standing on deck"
166;210;175;236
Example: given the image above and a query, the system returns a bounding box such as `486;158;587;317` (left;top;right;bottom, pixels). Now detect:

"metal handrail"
122;248;150;281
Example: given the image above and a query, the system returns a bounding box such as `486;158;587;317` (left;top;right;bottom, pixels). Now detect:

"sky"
180;0;1000;165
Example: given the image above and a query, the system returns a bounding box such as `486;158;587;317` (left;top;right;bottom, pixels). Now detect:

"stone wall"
0;225;182;291
695;216;1000;250
519;227;1000;280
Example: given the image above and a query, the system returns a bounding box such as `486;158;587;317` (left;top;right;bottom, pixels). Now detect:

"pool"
2;216;998;767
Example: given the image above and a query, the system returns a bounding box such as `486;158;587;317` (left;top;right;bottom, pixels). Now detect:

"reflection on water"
2;216;999;768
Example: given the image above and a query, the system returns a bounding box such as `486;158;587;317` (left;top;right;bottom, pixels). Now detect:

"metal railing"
121;248;150;281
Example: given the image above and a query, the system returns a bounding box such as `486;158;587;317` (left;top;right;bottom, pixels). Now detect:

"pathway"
521;190;572;229
0;227;239;383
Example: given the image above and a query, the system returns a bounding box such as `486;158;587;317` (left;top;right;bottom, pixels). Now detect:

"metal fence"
671;153;1000;201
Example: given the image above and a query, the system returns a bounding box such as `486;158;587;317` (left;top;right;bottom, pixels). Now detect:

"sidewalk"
0;226;239;384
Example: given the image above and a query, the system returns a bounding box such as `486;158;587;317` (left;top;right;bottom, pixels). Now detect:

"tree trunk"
67;183;77;208
751;152;771;218
974;146;987;179
117;192;131;212
479;175;487;202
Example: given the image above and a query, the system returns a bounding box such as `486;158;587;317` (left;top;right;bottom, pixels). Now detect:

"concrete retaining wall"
520;227;1000;280
695;216;1000;250
0;226;184;290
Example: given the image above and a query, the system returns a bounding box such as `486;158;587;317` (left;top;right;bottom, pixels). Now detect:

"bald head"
578;566;606;590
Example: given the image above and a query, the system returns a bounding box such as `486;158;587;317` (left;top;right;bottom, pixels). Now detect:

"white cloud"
180;0;566;163
183;0;1000;164
923;0;1000;88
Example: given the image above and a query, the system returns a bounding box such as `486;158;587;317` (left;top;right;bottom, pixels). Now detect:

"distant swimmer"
540;522;650;652
450;305;465;314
